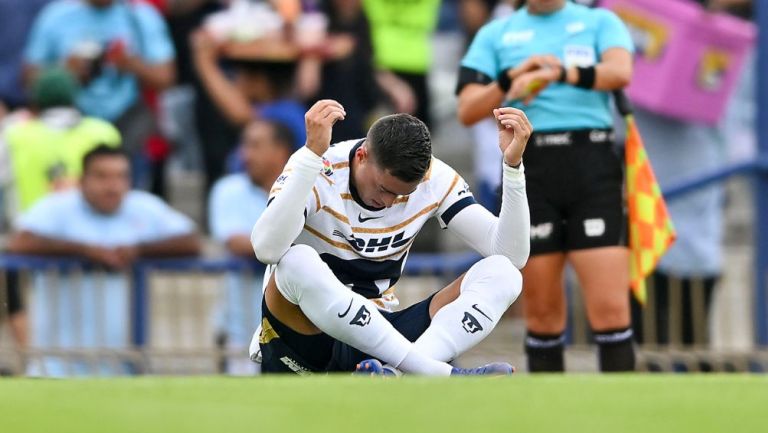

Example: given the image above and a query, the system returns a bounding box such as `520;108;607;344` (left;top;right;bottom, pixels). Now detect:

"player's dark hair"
366;113;432;183
82;145;129;173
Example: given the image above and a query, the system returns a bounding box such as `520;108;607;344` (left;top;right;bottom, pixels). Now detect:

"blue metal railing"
658;157;768;346
755;0;768;348
662;158;768;200
2;147;768;346
0;252;480;348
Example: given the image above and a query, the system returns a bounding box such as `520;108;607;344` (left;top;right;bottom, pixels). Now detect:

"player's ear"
356;145;368;163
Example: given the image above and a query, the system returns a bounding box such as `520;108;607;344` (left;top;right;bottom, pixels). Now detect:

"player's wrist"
503;158;522;169
303;142;327;158
292;146;325;175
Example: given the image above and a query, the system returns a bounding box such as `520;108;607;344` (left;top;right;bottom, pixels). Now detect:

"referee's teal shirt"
461;1;634;131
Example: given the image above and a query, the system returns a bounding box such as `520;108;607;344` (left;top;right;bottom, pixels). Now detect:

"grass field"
2;375;766;433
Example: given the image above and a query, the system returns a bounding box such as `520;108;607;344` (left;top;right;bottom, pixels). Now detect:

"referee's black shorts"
521;128;627;256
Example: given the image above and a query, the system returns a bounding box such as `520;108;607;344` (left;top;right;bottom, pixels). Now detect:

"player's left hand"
493;107;532;167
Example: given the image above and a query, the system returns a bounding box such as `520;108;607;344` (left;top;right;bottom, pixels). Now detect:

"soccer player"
250;99;531;375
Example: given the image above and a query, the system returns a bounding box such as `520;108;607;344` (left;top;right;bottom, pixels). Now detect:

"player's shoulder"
418;156;464;196
315;138;362;184
426;156;460;181
322;138;362;165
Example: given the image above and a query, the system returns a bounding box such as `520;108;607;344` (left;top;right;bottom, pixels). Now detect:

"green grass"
1;375;766;433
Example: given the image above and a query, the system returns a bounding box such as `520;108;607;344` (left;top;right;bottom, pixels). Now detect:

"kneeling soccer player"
250;99;531;375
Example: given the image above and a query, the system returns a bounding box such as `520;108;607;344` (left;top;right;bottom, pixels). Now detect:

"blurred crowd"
0;0;758;375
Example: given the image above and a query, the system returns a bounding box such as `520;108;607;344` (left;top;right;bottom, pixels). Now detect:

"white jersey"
268;139;476;310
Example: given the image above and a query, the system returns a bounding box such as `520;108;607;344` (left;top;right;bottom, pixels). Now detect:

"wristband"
557;65;568;83
575;66;596;89
497;69;513;92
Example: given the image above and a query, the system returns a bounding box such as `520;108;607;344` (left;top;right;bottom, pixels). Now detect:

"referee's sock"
525;331;565;372
594;327;636;372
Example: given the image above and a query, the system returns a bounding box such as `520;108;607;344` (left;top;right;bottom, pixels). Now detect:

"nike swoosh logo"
338;299;354;318
358;213;383;223
472;304;492;321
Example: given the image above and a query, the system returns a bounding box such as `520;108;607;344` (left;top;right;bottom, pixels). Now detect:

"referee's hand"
305;99;346;157
493;107;532;167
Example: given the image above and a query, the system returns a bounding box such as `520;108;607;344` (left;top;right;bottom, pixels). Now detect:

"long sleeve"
446;163;530;268
250;147;323;264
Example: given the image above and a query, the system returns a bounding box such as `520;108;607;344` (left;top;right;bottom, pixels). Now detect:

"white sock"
276;245;452;376
413;255;522;362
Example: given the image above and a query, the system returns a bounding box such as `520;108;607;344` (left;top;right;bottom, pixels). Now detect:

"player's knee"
473;255;523;307
276;244;323;285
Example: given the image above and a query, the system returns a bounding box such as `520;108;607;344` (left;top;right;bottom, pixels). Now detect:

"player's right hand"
493;107;532;167
304;99;346;157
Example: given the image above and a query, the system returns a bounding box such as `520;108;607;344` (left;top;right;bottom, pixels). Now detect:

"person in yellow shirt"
1;67;121;220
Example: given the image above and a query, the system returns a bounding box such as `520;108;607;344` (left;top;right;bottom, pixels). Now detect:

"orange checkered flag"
615;91;676;304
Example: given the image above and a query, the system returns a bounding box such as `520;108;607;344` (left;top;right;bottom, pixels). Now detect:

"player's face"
241;122;288;186
354;148;420;209
526;0;566;14
81;155;131;214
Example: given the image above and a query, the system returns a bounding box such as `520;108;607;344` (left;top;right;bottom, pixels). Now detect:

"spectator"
7;145;200;376
297;0;415;142
363;0;441;127
191;28;306;190
1;67;120;221
0;0;52;120
208;119;294;374
457;0;636;372
23;0;176;178
162;0;229;173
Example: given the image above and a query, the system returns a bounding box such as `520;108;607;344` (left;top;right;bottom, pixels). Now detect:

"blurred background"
0;0;765;376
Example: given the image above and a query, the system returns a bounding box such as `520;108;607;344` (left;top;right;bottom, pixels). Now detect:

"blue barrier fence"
661;156;768;346
755;0;768;347
2;157;768;348
0;252;480;349
3;142;768;347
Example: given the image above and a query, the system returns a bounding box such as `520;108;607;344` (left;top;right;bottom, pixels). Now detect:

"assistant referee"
456;0;636;372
